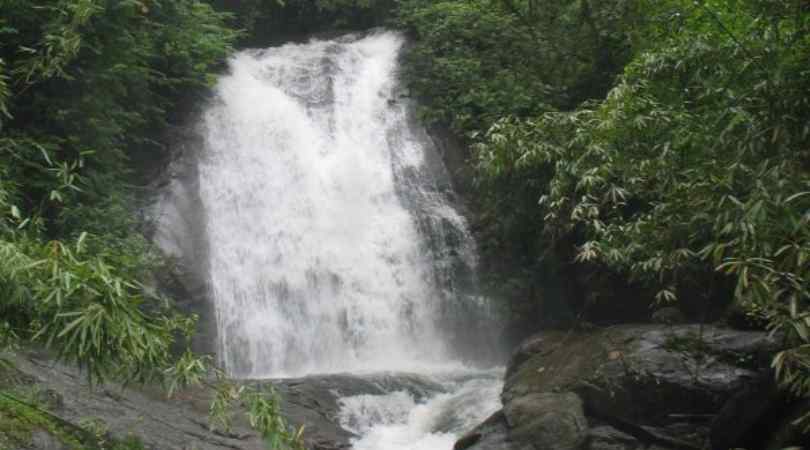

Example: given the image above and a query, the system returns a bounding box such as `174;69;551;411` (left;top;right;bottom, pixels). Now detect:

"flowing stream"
156;30;503;449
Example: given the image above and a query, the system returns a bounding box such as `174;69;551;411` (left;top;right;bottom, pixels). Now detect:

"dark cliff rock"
459;324;805;450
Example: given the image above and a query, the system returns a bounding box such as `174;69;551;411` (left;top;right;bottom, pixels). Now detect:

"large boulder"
460;324;788;450
503;325;778;407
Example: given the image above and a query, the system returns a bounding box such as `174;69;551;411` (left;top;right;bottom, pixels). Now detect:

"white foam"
339;369;503;450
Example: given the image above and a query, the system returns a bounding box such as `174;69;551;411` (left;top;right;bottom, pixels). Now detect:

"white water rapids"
338;369;503;450
156;30;503;449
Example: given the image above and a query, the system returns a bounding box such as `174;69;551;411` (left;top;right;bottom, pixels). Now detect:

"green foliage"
397;0;551;132
0;59;10;122
163;350;210;398
0;389;149;450
207;0;393;44
208;376;305;450
0;0;236;383
245;388;306;450
397;0;637;134
476;0;809;424
0;235;185;383
0;391;89;449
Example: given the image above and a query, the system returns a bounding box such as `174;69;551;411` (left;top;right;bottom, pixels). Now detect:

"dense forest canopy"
0;0;808;442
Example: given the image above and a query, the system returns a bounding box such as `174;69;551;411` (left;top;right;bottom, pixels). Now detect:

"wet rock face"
459;324;796;450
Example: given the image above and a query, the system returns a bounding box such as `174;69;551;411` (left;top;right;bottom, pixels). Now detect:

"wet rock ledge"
456;324;809;450
0;349;444;450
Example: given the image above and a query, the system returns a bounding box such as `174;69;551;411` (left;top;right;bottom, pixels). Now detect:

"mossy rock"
0;391;145;450
0;392;90;450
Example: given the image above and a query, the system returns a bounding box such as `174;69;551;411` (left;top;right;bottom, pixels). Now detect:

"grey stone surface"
30;431;70;450
503;392;587;450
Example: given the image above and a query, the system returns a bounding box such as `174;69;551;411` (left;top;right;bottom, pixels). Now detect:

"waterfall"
154;30;503;449
168;31;495;378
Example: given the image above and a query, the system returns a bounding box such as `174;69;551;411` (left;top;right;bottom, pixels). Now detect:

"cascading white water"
198;30;494;378
159;30;503;449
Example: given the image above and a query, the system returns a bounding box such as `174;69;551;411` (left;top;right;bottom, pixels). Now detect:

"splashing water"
339;369;503;450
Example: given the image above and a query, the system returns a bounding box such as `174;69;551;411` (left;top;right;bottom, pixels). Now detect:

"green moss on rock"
0;392;87;449
0;391;145;450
